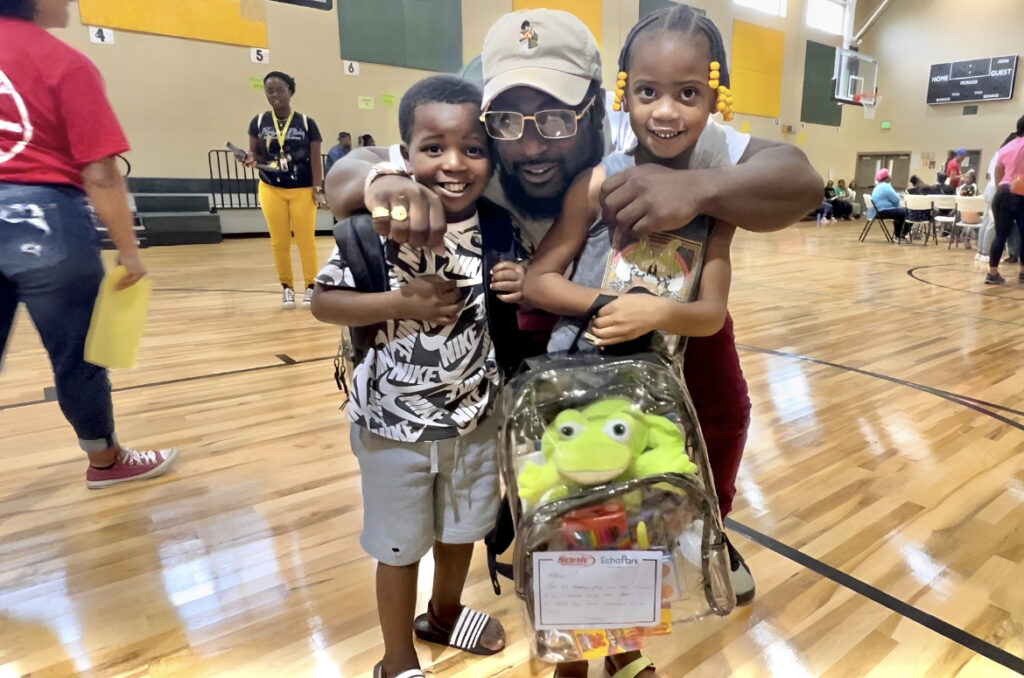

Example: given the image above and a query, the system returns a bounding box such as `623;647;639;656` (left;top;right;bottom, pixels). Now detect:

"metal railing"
207;151;330;210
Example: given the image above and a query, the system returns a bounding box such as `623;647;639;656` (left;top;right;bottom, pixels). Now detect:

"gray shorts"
351;417;501;567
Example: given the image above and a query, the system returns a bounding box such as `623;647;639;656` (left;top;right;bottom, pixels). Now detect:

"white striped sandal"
372;662;424;678
412;602;504;655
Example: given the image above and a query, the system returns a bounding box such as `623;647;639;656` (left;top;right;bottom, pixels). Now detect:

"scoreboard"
927;55;1017;105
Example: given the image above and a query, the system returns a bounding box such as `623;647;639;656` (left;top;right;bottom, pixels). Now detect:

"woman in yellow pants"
244;71;326;308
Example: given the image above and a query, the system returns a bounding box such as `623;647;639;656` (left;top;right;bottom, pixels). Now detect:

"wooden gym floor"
1;222;1022;677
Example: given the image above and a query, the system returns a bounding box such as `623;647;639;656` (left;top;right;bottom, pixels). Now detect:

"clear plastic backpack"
501;352;735;663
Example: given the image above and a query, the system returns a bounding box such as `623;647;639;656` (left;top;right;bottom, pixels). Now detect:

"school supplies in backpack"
500;352;735;663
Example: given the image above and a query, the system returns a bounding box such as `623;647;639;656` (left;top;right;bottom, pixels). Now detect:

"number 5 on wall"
251;48;270;64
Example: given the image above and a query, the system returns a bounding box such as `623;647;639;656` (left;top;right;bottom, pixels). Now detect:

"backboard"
833;48;879;105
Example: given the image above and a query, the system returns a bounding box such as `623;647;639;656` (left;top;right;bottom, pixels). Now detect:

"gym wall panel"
78;0;268;48
730;19;784;118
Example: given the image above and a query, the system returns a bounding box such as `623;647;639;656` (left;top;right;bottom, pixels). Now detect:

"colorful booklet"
601;230;704;303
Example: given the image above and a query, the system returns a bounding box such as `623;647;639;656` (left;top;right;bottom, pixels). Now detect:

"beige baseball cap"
481;9;602;111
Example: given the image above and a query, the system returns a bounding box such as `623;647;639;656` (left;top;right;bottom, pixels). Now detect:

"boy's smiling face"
404;102;490;222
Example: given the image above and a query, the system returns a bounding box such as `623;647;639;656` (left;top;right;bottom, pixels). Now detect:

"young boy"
310;75;525;678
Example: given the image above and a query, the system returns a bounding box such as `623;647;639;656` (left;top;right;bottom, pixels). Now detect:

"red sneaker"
86;447;179;489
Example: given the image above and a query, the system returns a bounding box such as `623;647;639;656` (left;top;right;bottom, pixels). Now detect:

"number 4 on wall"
251;48;270;64
88;26;115;44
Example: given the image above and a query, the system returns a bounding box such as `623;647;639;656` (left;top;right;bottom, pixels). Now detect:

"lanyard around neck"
270;110;294;153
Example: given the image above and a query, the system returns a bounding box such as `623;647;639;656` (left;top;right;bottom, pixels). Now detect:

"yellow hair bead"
709;80;719;89
710;70;720;80
710;61;720;70
616;80;626;89
723;112;734;122
612;101;621;112
716;101;727;112
618;71;627;79
719;86;727;94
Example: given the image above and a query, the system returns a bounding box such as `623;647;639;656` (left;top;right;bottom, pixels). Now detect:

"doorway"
946;149;983;179
855;152;911;191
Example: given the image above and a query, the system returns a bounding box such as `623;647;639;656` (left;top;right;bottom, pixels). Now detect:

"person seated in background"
908;174;928;194
825;179;853;220
815;199;834;225
834;178;852;200
358;133;376;147
905;175;932;227
958;169;978;196
932;171;955;195
325;131;352;173
871;168;909;241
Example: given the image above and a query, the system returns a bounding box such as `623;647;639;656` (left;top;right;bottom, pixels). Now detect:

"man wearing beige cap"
326;7;820;673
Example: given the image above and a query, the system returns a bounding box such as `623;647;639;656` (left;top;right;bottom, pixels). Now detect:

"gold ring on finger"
390;205;408;222
372;206;390;219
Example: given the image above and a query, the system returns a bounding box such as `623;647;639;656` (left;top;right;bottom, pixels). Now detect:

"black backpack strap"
478;197;529;377
330;215;387;407
484;495;516;594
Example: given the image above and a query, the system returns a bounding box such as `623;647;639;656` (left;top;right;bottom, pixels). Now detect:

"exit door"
855;152;911;191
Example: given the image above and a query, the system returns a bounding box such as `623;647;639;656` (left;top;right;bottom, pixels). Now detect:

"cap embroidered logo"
519;20;539;53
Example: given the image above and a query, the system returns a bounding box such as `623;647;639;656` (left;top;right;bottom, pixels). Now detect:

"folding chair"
951;195;986;249
931;195;957;244
859;194;894;243
905;194;936;245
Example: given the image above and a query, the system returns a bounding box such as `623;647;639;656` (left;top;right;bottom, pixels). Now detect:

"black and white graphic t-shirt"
248;111;322;189
316;214;499;442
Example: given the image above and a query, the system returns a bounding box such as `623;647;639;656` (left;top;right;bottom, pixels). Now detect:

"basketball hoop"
854;92;879;119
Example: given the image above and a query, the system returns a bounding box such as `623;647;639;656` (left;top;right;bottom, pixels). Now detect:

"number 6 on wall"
251;48;270;64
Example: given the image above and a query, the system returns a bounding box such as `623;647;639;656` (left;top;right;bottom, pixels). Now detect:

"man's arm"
324;145;446;248
601;138;823;235
324;145;390;219
702;139;823;232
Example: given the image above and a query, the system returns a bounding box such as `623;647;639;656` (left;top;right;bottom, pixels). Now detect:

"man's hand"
115;250;147;290
366;175;446;249
397;275;463;325
601;164;708;236
490;260;526;304
242;152;258;168
589;294;666;345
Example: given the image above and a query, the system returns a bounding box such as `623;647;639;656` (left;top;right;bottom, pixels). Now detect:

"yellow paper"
84;266;152;369
740;121;751;133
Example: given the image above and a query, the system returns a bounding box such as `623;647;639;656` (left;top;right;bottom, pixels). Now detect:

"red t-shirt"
0;18;129;190
945;157;961;188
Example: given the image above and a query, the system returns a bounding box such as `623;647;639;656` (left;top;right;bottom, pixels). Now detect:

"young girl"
522;7;738;678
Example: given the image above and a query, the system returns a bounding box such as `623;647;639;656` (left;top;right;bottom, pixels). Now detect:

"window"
733;0;786;18
807;0;845;35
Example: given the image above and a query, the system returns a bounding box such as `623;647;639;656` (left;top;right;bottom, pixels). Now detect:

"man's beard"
497;162;571;221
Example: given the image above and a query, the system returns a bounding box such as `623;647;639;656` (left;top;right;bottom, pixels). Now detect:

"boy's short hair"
398;75;484;143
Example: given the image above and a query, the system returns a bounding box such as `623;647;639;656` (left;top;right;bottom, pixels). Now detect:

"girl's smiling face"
624;31;717;168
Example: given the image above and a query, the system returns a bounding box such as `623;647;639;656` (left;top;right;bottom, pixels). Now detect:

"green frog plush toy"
518;397;698;507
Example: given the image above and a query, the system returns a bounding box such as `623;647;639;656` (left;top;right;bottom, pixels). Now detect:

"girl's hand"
313;187;327;209
589;294;666;345
490;260;526;304
243;152;258;168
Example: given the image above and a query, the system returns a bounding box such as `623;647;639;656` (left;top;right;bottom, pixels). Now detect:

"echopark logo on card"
0;69;33;165
558;554;595;567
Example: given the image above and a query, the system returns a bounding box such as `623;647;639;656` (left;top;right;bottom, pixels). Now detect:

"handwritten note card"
533;551;662;630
